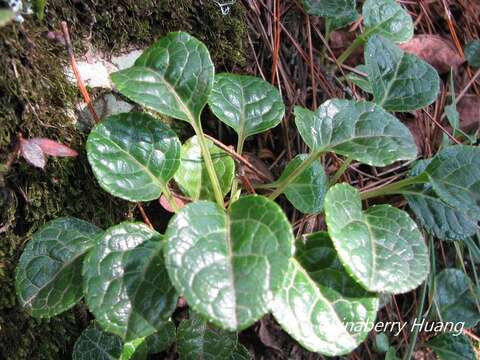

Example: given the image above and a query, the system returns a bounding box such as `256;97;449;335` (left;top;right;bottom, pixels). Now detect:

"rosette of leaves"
16;31;479;359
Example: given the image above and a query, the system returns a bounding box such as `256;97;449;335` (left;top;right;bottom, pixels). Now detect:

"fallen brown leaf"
457;95;480;133
399;35;464;74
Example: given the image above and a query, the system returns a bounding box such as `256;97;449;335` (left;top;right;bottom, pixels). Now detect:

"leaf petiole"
268;150;323;201
192;121;225;207
360;174;429;200
229;135;246;205
329;157;352;185
337;35;366;65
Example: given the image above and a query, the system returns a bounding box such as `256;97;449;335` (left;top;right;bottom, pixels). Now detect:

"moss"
0;1;247;358
44;0;247;67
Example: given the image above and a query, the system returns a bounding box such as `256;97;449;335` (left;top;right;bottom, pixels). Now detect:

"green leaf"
87;112;181;202
432;269;480;329
324;183;429;293
174;136;234;201
111;32;214;124
294;99;417;166
121;338;148;360
346;65;373;93
277;154;328;214
405;160;478;241
326;10;359;32
208;73;285;140
428;333;476;360
15;218;102;318
423;145;480;222
0;8;14;27
176;312;251;360
374;333;390;354
165;195;294;330
363;0;414;43
72;324;123;360
365;35;440;112
271;232;378;356
385;347;400;360
83;222;178;341
300;0;356;17
465;40;480;68
145;320;176;353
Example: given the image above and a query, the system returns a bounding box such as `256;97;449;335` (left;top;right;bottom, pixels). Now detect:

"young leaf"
20;137;46;169
300;0;356;18
271;232;378;356
422;145;480;222
30;138;78;157
176;312;251;360
277;154;328;214
208;73;285;140
165;195;294;330
427;333;476;360
405;160;478;241
432;269;480;329
294;99;417;166
83;222;178;341
365;35;440;112
346;65;373;93
15;218;102;318
72;324;123;360
465;40;480;68
363;0;414;43
111;32;214;124
324;183;429;293
87;112;181;202
174;136;234;201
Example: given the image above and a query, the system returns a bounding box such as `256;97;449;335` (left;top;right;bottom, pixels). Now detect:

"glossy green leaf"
363;0;414;43
72;324;123;360
428;333;476;360
365;35;440;112
465;40;480;68
83;222;178;341
111;32;214;124
423;145;480;222
432;269;480;329
121;338;148;360
277;154;328;214
176;312;251;360
405;160;478;241
324;183;429;293
346;65;373;93
15;217;102;318
300;0;356;17
208;73;285;140
165;195;294;330
294;99;417;166
87;112;181;202
326;10;359;32
145;320;176;353
174;136;234;201
271;232;378;356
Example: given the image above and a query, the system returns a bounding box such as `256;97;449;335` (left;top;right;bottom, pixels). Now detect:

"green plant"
14;3;480;359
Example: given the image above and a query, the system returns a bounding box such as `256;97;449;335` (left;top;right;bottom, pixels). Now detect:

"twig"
204;134;272;182
137;204;154;229
60;21;100;124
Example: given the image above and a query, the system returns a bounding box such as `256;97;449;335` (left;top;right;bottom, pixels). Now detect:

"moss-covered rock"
0;1;247;358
